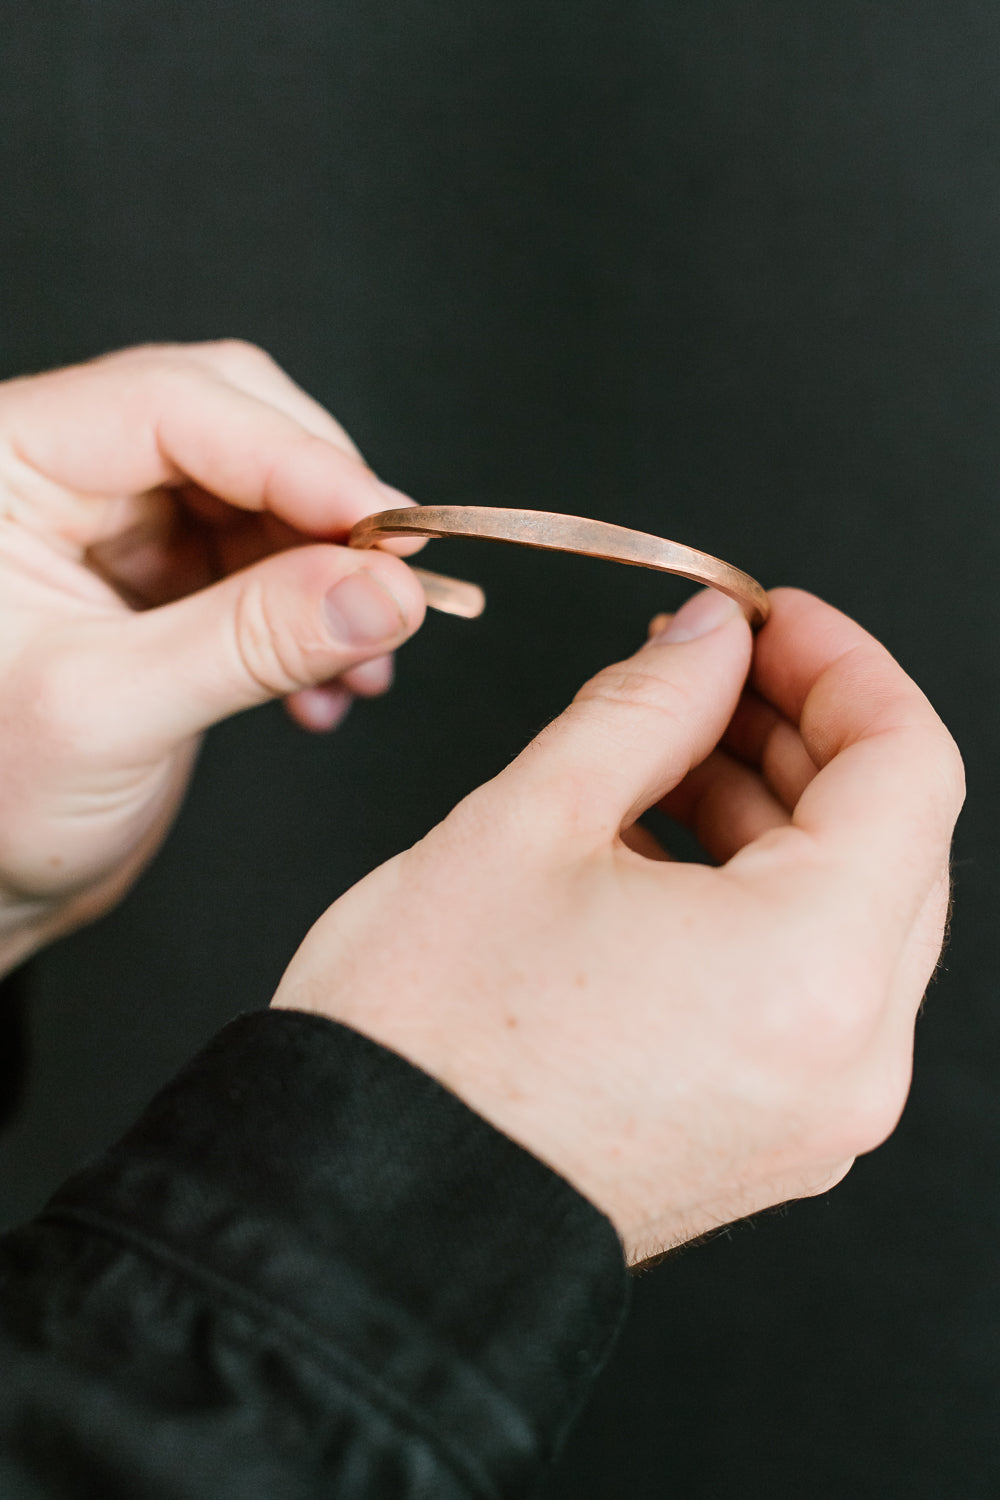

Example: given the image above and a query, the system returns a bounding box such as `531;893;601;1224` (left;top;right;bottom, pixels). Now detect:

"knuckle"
900;727;966;854
767;1009;869;1119
766;980;912;1160
114;339;278;392
576;660;695;727
111;342;195;376
938;731;967;820
823;1065;912;1159
569;664;698;775
230;578;321;699
817;981;881;1058
202;337;276;377
759;934;887;1075
125;348;205;400
799;1159;855;1199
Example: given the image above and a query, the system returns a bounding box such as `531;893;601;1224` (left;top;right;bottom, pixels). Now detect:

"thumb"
114;544;426;745
504;588;754;834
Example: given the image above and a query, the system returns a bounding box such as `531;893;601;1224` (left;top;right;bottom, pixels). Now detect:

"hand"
0;341;426;972
273;587;964;1264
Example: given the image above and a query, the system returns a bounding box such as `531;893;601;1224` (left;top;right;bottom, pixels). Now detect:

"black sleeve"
0;1010;628;1498
0;965;28;1134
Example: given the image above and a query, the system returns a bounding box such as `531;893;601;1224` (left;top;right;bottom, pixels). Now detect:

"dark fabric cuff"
0;964;29;1133
41;1009;628;1494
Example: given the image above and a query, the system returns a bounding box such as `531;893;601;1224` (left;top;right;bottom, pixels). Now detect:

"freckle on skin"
48;855;63;868
505;1016;518;1029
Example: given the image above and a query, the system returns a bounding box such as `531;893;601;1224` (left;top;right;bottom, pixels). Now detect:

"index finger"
735;588;964;918
0;344;405;541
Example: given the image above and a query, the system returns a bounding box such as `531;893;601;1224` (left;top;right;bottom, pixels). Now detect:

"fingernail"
374;481;416;510
654;588;741;643
324;570;408;647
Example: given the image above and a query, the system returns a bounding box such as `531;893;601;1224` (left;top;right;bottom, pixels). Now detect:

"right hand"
273;587;964;1265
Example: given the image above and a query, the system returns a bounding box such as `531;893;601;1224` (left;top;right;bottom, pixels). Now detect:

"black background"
2;3;999;1494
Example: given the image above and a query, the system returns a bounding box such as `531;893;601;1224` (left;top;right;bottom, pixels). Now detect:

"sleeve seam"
39;1204;529;1500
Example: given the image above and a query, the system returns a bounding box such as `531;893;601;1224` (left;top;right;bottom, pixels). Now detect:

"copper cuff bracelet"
349;505;770;629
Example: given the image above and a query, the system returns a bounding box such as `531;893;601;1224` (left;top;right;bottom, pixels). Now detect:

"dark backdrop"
2;4;999;1495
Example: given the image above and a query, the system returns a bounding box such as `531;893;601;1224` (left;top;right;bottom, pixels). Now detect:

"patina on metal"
349;505;770;628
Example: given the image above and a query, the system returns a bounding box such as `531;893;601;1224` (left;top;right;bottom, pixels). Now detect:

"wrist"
273;988;628;1241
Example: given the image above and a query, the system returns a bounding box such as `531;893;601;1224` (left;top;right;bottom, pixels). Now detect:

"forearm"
0;1010;627;1498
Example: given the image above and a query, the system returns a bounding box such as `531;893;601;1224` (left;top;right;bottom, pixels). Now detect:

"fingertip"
355;481;428;557
260;438;415;540
504;588;757;838
645;588;746;645
372;481;417;511
377;534;429;558
285;683;354;733
340;654;395;697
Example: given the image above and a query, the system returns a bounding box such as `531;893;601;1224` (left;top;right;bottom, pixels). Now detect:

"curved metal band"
350;505;770;629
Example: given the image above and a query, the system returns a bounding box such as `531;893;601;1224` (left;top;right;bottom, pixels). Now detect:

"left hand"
0;341;426;972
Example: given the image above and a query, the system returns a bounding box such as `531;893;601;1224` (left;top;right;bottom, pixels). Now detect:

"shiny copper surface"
350;505;770;628
409;566;486;619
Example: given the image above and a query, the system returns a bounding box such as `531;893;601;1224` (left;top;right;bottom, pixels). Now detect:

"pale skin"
0;344;965;1264
0;341;427;971
272;585;964;1263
